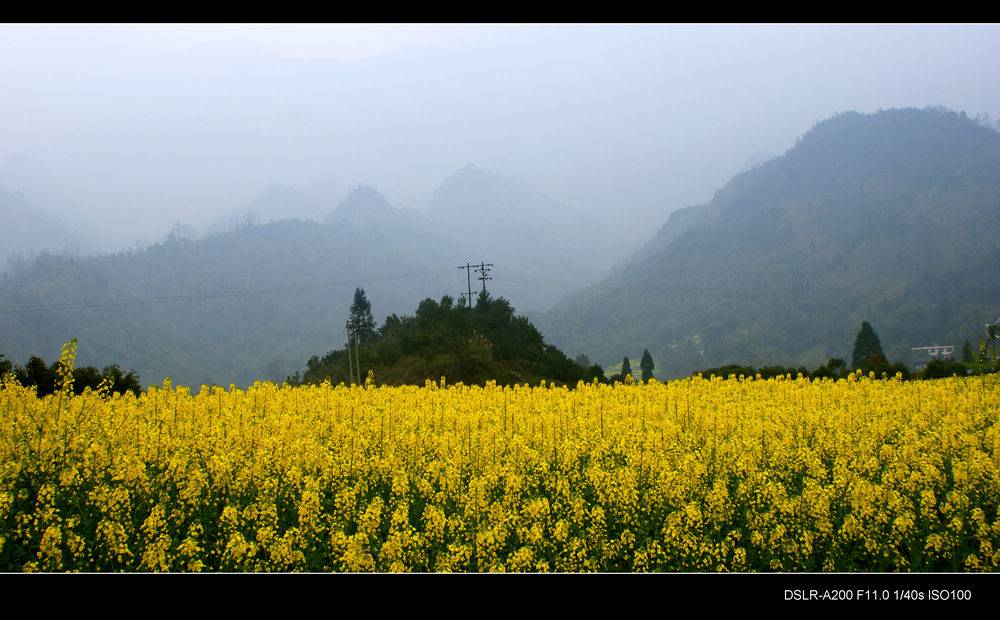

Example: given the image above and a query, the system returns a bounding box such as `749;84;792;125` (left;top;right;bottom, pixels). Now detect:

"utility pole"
459;261;493;305
346;319;362;385
353;322;361;385
458;263;473;306
475;261;493;294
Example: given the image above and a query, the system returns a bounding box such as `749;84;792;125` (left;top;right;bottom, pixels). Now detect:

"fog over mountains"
2;25;999;386
535;107;1000;377
0;187;82;261
0;160;622;387
2;24;996;256
2;106;998;388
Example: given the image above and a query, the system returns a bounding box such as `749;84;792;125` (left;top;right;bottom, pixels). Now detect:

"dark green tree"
99;363;142;397
962;340;974;363
476;288;492;310
811;357;848;379
639;349;655;383
7;353;141;397
350;287;377;344
621;356;632;379
17;355;57;396
71;363;142;397
378;313;403;340
851;320;885;369
584;363;606;384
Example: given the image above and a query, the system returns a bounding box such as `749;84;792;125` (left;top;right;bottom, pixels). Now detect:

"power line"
0;267;456;315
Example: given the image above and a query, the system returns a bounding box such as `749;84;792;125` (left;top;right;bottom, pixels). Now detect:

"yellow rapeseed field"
2;344;998;572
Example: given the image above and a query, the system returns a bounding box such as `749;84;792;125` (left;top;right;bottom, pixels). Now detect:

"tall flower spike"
57;338;78;394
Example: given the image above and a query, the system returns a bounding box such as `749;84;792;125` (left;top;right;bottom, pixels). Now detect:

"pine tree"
639;349;655;383
621;356;632;379
851;320;885;369
962;340;974;363
350;287;376;344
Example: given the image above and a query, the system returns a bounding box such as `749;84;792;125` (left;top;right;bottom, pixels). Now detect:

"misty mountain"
324;184;431;233
0;186;83;266
535;107;1000;377
232;182;320;224
427;164;597;262
0;195;465;388
0;168;620;388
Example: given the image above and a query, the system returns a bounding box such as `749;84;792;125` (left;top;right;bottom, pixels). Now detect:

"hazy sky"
1;23;998;253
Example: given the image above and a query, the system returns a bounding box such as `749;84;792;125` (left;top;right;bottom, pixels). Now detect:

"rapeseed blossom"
1;352;998;571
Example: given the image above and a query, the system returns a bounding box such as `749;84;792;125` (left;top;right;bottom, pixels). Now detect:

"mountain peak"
343;183;387;203
458;162;487;175
325;184;394;224
539;106;1000;378
438;163;502;192
429;164;527;219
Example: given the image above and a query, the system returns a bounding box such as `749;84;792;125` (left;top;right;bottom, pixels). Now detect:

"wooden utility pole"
475;262;493;294
353;322;361;385
459;261;493;305
458;263;473;306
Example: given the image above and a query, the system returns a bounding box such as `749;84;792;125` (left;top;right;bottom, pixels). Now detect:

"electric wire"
0;268;456;315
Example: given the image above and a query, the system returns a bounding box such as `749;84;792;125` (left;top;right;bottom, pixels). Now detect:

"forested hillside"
0;174;617;388
5;107;998;387
536;107;1000;378
0;201;463;388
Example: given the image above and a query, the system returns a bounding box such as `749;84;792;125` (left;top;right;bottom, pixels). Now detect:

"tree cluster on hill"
0;352;141;397
301;290;605;387
605;348;658;383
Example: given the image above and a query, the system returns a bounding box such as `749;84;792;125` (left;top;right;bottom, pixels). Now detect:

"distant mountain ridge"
0;182;472;387
7;107;994;386
0;168;615;387
536;107;1000;377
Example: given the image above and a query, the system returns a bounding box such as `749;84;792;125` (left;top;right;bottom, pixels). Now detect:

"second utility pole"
475;262;493;294
458;263;473;306
346;319;361;385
